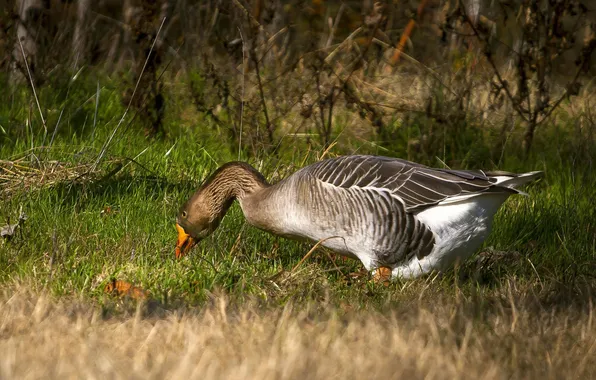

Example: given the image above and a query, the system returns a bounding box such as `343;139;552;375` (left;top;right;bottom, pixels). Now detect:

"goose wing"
306;155;512;212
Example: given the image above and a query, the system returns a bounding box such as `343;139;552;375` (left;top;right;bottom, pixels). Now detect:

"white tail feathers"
436;171;543;206
492;171;544;189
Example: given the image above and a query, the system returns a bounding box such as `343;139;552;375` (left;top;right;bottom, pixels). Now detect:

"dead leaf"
104;279;149;300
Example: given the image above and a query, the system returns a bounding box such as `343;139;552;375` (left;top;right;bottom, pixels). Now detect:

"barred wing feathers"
307;155;516;212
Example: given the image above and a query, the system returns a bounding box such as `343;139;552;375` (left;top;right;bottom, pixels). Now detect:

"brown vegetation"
3;1;595;157
1;283;595;379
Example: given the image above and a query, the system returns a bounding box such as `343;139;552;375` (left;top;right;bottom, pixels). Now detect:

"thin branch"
250;48;274;145
460;5;529;122
92;17;167;171
535;56;590;129
256;26;289;63
387;0;429;68
326;86;336;147
17;37;47;141
230;0;270;38
377;43;459;97
291;236;343;273
324;27;363;65
238;27;246;161
315;69;327;146
120;41;183;138
326;4;345;48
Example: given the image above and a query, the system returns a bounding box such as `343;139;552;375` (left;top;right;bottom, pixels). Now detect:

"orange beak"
175;223;196;258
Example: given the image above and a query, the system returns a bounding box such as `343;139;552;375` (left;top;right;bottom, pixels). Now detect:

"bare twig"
17;38;47;142
534;38;596;129
119;41;182;139
238;27;246;161
92;17;167;171
314;69;328;146
326;4;345;48
250;48;274;146
256;26;289;62
323;250;346;278
460;6;528;122
326;87;335;146
291;236;343;273
230;0;269;38
386;0;429;69
324;27;363;65
379;46;459;97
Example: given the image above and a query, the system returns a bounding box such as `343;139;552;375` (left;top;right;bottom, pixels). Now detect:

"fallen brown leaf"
104;279;149;300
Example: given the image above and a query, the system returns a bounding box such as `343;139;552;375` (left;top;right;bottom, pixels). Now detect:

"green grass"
1;74;595;313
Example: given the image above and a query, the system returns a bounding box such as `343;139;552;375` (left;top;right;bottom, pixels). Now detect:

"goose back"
301;155;518;212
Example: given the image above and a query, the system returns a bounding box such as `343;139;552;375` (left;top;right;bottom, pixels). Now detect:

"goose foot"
371;267;392;286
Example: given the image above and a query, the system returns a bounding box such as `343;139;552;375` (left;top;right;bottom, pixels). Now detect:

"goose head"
175;162;269;258
175;188;234;258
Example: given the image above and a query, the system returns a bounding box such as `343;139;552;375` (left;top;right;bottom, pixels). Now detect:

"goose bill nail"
175;223;196;258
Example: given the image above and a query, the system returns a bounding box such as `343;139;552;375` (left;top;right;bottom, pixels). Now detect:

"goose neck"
202;162;269;203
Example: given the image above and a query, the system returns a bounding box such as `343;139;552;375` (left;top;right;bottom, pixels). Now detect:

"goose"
175;155;542;282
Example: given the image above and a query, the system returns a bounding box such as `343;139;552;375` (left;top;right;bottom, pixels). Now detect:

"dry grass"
0;158;89;197
1;284;595;379
0;152;122;198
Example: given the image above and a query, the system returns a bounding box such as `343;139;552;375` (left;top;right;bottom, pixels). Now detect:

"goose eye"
182;211;187;218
